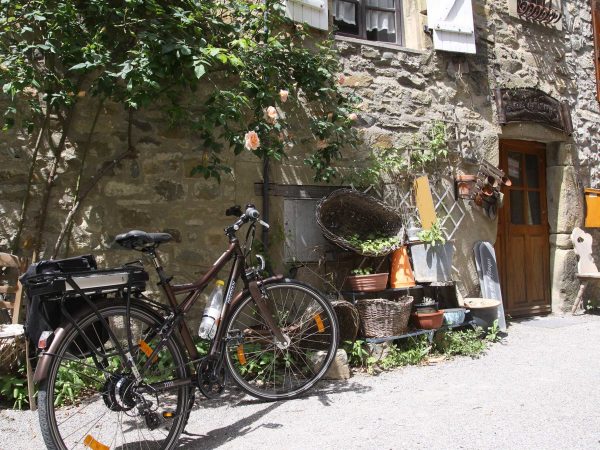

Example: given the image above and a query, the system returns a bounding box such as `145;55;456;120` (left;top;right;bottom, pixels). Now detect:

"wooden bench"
571;227;600;314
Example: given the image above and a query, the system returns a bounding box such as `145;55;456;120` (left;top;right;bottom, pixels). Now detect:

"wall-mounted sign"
494;88;573;135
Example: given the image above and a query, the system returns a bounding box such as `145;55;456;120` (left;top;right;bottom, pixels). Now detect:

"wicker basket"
316;189;404;256
356;296;413;338
0;324;25;375
331;300;360;342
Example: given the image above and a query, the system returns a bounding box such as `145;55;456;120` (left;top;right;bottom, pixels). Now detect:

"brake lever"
258;220;270;229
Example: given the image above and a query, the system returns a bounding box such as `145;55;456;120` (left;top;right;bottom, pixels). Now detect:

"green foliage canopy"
0;0;358;181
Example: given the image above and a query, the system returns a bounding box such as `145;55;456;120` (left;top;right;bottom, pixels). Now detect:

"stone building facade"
1;0;599;321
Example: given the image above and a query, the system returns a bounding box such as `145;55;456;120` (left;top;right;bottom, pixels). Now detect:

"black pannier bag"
20;254;149;355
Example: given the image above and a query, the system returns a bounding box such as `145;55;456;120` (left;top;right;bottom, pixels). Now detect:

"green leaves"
0;0;358;182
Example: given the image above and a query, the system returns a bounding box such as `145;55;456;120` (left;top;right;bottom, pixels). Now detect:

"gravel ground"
2;314;600;449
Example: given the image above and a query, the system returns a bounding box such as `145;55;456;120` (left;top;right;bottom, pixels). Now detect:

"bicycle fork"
248;280;290;349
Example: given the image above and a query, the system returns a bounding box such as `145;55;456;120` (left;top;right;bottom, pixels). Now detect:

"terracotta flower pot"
455;174;476;198
411;310;445;330
345;273;389;292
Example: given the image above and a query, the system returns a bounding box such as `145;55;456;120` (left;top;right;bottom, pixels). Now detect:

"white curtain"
366;10;395;32
334;1;357;25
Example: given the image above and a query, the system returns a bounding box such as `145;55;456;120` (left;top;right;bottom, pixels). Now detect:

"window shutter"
426;0;476;54
285;0;329;31
593;0;600;102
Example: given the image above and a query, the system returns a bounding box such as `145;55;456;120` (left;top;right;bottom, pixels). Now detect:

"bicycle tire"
224;281;339;401
38;299;190;450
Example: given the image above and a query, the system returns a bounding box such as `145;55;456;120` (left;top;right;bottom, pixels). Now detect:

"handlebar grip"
246;207;260;219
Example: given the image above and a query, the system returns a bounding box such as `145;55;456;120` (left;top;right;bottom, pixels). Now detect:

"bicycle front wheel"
38;299;190;450
224;281;339;400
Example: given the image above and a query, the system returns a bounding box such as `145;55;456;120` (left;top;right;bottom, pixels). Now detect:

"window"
333;0;403;45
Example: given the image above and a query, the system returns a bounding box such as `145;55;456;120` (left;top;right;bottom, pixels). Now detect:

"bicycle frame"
33;221;284;387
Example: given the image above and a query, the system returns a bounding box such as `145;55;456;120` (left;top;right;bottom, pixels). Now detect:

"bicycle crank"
196;357;226;399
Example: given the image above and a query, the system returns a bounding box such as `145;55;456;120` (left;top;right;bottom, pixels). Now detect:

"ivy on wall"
0;0;358;256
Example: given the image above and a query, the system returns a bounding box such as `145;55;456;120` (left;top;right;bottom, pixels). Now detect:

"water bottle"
198;280;225;340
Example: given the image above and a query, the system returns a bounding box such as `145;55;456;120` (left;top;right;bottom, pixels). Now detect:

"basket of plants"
356;296;413;338
316;189;404;256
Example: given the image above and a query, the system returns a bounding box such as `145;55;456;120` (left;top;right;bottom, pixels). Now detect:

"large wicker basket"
316;189;404;256
356;296;413;338
331;300;360;342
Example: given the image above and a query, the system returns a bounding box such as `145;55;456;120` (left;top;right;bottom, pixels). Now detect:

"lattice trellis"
376;177;466;241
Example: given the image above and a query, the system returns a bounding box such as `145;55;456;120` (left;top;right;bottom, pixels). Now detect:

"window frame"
333;0;404;46
593;0;600;102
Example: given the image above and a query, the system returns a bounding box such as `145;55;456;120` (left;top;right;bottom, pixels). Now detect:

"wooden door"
496;140;551;317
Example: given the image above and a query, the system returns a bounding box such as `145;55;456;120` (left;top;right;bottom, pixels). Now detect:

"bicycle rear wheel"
38;299;189;450
224;281;338;400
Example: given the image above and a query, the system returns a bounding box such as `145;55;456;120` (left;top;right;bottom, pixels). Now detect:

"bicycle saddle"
115;230;173;250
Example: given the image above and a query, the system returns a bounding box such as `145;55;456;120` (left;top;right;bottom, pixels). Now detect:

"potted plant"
411;297;445;329
413;296;438;313
455;174;477;198
345;267;389;292
409;219;454;283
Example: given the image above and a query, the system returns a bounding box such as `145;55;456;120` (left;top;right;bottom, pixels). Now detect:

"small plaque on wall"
494;87;573;135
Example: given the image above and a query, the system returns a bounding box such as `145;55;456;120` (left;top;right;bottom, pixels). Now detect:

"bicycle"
23;204;339;450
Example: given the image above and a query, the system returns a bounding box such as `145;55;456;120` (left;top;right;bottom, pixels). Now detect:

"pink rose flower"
279;89;289;103
348;113;358;122
265;106;278;124
316;140;328;149
244;131;260;151
338;74;346;85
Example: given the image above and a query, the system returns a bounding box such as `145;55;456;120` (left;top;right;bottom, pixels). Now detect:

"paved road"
2;314;600;449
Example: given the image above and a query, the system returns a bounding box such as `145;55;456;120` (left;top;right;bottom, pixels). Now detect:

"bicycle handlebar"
226;204;269;235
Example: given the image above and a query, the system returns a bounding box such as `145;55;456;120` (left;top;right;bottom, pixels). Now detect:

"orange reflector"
83;435;109;450
314;314;325;333
163;411;175;418
138;340;158;363
237;345;247;365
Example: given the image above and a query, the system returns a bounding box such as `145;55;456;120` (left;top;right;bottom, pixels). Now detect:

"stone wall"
333;0;600;311
1;0;600;318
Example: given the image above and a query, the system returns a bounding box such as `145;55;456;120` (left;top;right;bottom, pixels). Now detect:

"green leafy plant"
417;219;447;246
378;338;430;370
343;339;372;368
348;120;450;187
485;320;502;343
0;366;31;410
347;234;401;255
350;267;374;276
433;328;487;358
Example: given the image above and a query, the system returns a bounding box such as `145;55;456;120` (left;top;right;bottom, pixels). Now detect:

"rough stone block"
547;166;583;234
104;181;146;197
550;248;579;313
550;233;574;250
312;349;350;380
345;73;374;88
154;180;185;202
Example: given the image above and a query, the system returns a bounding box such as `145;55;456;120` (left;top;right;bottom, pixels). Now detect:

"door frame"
496;139;551;317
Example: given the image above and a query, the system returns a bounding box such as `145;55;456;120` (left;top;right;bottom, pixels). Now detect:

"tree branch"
10;105;51;254
51;97;105;258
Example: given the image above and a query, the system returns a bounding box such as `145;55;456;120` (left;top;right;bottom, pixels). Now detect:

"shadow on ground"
177;379;372;448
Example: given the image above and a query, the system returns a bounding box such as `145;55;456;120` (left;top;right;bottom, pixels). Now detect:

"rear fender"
33;326;66;384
